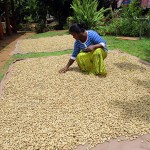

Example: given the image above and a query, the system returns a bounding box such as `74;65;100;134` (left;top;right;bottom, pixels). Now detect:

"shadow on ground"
110;94;150;122
0;32;26;51
133;79;150;89
114;62;146;71
69;66;89;75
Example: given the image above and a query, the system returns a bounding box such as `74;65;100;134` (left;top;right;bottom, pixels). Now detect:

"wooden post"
134;16;149;40
0;16;4;39
4;0;12;35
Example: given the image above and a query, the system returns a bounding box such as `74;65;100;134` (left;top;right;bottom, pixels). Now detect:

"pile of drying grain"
0;51;150;150
14;34;75;54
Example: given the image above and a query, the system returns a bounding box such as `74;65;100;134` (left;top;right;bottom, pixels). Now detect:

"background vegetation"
102;0;150;37
0;0;149;36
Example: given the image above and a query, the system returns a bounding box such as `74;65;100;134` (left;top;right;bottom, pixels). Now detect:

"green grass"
0;57;15;81
103;36;150;62
29;30;69;39
0;73;4;80
13;50;72;59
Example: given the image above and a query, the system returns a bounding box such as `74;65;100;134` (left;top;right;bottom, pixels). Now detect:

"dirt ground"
0;32;35;68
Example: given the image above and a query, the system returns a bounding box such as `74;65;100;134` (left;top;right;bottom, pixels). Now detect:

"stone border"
75;134;150;150
0;58;26;96
10;40;22;55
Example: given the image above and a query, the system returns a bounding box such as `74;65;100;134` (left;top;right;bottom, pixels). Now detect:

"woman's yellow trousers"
76;48;107;76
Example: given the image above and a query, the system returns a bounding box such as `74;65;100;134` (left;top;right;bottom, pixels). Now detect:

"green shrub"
66;16;74;28
70;0;109;30
17;23;37;31
35;21;46;33
103;0;150;37
105;18;140;36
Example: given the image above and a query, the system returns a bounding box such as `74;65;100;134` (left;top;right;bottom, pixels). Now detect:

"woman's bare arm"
59;59;75;73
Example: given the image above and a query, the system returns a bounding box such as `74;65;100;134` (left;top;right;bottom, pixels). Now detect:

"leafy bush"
35;21;46;33
66;16;74;28
70;0;109;30
17;23;37;31
103;0;150;37
105;18;143;36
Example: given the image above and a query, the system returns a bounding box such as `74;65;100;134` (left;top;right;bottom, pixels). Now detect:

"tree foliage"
48;0;72;29
0;0;72;28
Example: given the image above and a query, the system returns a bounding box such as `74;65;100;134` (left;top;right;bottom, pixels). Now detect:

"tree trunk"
4;0;12;35
0;16;4;39
11;0;17;33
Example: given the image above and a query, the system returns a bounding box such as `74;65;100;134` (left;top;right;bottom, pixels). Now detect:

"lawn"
104;36;150;62
28;30;69;39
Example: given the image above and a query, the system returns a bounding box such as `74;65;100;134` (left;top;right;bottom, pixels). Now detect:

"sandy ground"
13;34;75;54
0;50;150;150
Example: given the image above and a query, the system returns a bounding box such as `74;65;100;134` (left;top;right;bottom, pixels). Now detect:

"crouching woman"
59;23;108;76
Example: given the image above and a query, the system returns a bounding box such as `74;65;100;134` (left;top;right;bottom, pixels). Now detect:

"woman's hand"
85;45;96;52
59;59;75;73
59;66;69;73
85;44;104;52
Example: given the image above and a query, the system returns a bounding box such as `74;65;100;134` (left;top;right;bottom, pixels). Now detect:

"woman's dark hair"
69;23;86;34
